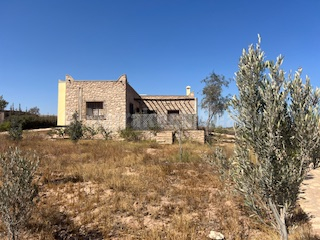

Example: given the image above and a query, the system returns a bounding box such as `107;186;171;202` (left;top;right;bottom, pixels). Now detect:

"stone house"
57;74;199;135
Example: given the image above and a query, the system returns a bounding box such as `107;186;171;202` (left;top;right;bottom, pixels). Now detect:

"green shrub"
0;121;10;132
6;114;57;130
0;147;39;240
8;118;23;141
67;112;83;143
82;125;98;139
119;128;141;141
98;125;112;140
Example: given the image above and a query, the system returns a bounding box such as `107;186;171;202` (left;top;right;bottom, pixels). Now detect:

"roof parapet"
117;74;127;84
66;74;74;83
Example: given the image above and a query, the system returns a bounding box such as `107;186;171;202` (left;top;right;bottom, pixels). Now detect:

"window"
147;110;156;114
167;110;179;123
168;110;179;115
129;103;134;115
142;109;156;114
86;102;104;120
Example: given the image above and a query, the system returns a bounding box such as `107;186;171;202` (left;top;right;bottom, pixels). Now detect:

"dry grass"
0;131;318;239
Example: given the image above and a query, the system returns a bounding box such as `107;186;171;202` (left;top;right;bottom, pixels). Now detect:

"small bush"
67;112;83;143
0;147;39;240
82;125;98;139
119;128;141;141
0;121;10;132
98;125;112;140
8;118;23;141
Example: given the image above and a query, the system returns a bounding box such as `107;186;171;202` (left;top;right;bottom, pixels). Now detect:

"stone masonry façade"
58;74;199;136
64;74;128;132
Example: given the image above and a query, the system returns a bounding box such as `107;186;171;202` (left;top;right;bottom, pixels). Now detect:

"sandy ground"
300;167;320;235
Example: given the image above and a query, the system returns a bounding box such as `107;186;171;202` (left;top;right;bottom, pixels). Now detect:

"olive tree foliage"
0;95;8;110
230;36;320;240
68;112;83;143
0;147;39;240
201;72;230;136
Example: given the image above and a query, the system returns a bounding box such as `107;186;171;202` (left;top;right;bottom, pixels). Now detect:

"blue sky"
1;1;319;126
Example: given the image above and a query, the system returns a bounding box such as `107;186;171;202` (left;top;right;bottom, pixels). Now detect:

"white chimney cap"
186;86;191;96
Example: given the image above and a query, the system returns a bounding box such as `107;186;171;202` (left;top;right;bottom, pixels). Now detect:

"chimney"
186;86;191;96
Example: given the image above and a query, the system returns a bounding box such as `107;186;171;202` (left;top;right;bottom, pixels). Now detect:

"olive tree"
230;36;320;240
68;112;83;143
0;147;39;240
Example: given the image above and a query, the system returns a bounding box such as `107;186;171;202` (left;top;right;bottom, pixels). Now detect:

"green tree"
201;72;230;139
0;95;8;110
28;106;40;115
68;112;83;143
0;147;39;240
230;36;320;240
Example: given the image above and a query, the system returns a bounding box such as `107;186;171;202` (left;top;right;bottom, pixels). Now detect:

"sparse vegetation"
0;131;317;239
119;127;141;141
98;125;112;140
82;125;98;139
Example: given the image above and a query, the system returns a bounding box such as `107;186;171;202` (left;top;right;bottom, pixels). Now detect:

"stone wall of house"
130;95;198;130
61;74;199;133
65;75;127;132
126;82;142;127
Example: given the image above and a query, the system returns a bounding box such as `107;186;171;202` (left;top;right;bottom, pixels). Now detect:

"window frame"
86;101;104;120
167;110;179;123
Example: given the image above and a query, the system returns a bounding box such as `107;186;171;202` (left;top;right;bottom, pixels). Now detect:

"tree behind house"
230;36;320;240
201;72;230;141
0;95;8;110
28;106;40;115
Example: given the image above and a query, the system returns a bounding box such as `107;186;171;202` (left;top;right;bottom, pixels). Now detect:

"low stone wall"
182;130;205;144
49;126;204;144
154;130;205;144
156;131;173;144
